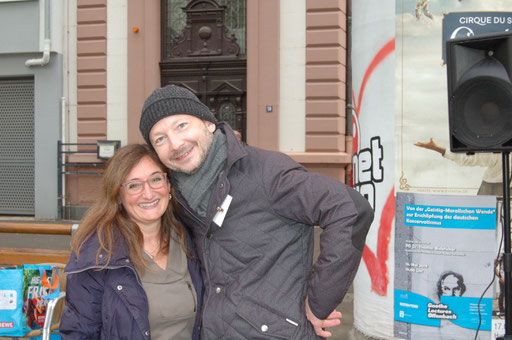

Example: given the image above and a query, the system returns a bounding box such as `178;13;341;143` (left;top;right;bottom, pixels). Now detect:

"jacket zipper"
187;281;198;312
66;264;144;287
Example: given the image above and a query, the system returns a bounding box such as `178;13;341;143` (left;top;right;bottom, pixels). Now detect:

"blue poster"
394;192;497;340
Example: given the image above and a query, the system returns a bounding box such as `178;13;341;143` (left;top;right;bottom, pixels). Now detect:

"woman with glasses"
60;144;203;340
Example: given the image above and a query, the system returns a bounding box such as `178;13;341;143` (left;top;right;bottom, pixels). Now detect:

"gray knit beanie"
139;85;217;145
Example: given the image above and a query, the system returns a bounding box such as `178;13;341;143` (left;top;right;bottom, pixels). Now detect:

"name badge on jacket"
213;195;232;227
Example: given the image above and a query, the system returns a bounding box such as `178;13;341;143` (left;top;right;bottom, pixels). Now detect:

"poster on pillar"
394;192;496;340
395;1;512;338
351;0;396;338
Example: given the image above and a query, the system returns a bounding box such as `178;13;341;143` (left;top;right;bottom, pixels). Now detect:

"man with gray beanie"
140;84;374;339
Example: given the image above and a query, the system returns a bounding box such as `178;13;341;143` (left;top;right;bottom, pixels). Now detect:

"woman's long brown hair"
71;144;187;273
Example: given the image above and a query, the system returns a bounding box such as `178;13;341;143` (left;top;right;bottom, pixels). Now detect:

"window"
163;0;246;60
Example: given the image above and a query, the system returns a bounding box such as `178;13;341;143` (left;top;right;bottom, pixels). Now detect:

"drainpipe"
60;96;67;218
25;0;51;67
345;0;354;185
345;0;353;137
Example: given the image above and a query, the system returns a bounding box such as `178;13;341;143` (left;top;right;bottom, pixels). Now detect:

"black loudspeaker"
446;31;512;152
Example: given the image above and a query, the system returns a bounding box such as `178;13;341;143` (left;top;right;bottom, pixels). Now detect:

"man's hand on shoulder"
305;297;342;337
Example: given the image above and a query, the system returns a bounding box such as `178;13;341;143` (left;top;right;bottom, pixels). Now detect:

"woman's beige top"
139;232;197;340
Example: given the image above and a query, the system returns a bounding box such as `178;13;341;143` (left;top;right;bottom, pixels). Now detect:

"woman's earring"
169;194;172;199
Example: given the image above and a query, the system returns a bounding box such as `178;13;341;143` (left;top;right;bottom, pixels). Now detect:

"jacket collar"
66;227;197;273
216;122;247;172
65;230;132;273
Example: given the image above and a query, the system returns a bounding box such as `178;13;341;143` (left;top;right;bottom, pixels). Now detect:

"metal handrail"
57;141;106;219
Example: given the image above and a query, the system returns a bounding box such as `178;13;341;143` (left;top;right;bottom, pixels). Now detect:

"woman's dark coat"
60;230;203;340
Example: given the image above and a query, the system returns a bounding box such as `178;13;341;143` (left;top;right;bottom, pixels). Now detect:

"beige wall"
280;0;306;152
288;0;350;182
68;0;351;217
246;0;351;182
107;0;128;145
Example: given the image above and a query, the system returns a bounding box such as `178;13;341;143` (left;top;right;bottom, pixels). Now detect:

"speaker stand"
498;152;512;340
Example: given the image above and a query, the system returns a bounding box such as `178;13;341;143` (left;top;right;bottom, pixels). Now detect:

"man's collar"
215;122;247;169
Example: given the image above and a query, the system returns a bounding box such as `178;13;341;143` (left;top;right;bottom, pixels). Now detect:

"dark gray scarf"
172;129;227;217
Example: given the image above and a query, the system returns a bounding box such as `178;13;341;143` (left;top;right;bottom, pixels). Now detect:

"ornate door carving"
161;0;246;139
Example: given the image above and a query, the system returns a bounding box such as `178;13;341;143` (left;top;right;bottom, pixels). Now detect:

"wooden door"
161;0;247;140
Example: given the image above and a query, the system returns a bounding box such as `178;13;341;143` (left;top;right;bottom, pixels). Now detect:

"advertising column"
395;1;512;339
351;0;395;338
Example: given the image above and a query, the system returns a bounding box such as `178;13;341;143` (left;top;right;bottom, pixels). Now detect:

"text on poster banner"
404;204;495;229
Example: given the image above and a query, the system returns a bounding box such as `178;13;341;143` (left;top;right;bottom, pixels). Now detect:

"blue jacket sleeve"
60;269;105;340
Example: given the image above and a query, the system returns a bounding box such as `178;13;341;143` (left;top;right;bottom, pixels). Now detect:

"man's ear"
205;121;216;133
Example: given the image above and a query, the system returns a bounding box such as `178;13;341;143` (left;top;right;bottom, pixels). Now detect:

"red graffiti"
352;38;396;296
352;38;395;153
362;188;394;296
353;38;396;117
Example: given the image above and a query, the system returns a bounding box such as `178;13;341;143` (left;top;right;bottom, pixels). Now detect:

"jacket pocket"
236;298;300;339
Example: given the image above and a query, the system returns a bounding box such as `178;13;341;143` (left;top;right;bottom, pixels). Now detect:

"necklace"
144;242;160;260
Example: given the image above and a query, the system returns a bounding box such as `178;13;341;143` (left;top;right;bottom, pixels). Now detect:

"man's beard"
170;129;214;175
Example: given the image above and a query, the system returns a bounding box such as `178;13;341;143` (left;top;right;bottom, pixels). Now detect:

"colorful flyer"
394;192;497;339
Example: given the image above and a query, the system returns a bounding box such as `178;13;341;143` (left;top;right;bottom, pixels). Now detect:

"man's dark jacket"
173;122;374;339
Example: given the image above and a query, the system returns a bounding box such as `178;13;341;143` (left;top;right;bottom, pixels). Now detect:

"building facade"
0;0;67;219
0;0;351;220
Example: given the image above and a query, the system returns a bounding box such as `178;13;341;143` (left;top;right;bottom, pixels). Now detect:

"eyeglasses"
121;172;168;195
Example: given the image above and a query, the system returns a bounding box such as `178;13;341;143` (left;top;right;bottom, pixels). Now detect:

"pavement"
331;284;373;340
